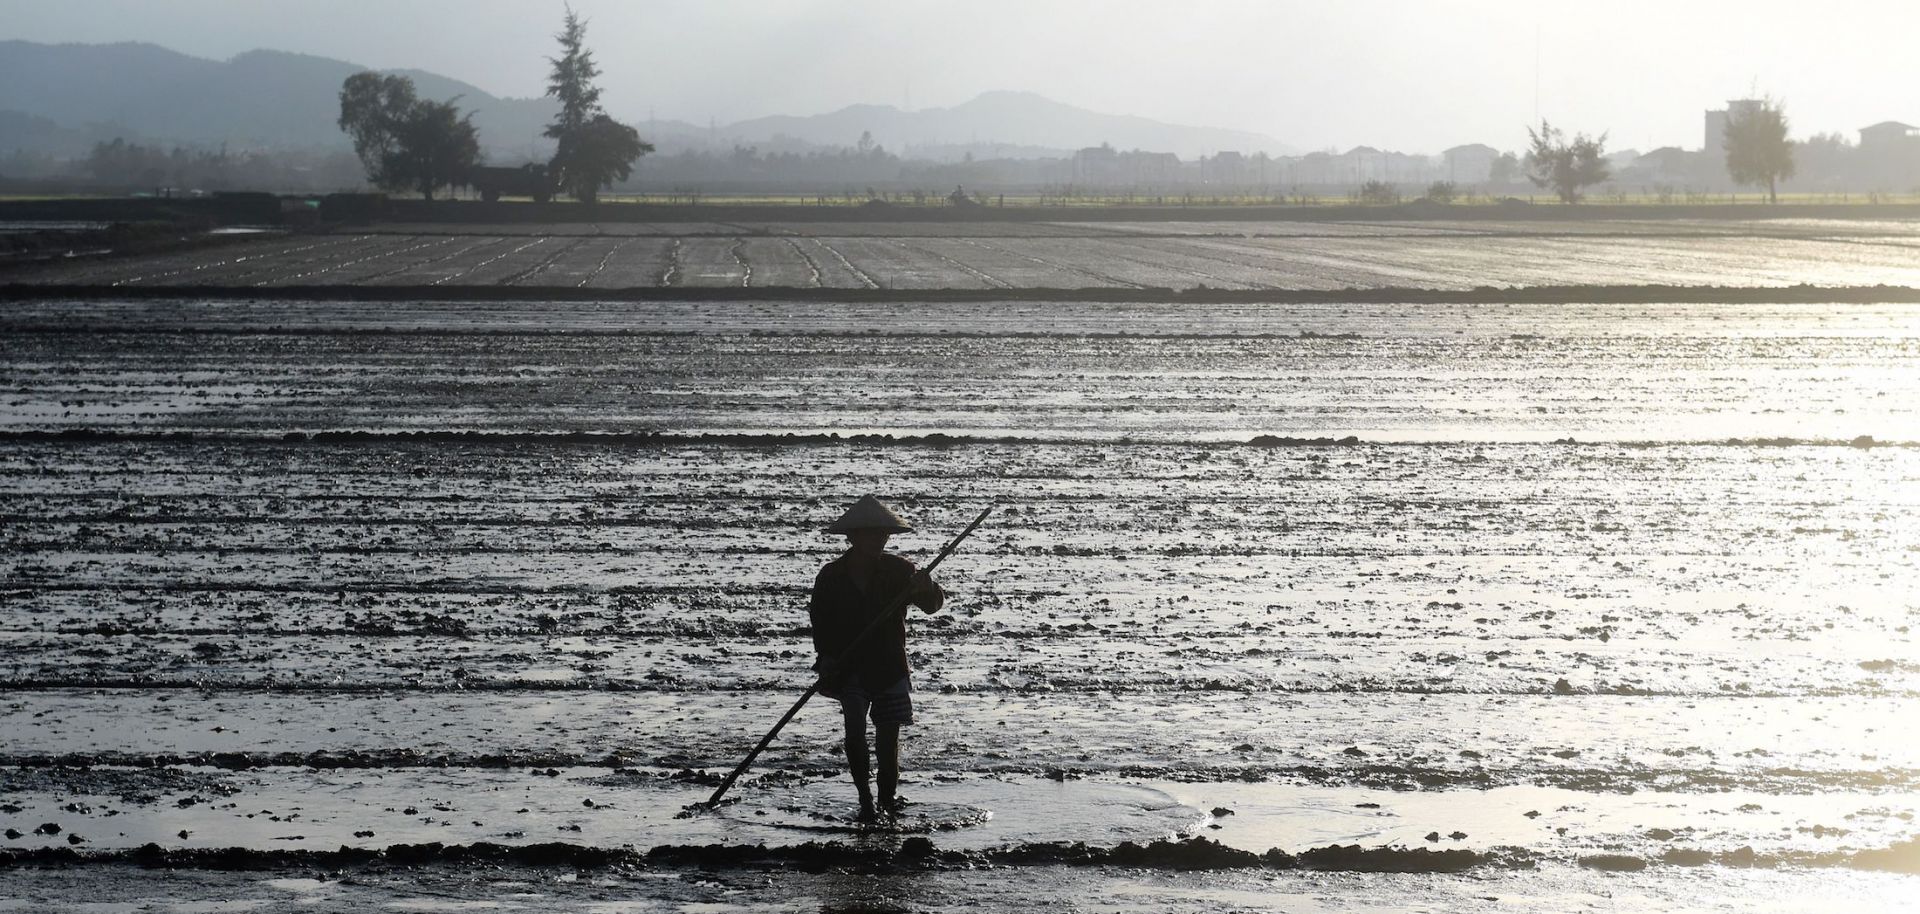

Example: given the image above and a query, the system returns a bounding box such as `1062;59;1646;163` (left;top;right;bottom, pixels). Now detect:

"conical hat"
824;494;912;534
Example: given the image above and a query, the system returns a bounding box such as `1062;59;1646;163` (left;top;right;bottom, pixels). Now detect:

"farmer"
810;494;944;821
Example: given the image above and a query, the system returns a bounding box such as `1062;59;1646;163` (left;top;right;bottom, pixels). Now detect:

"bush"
1356;180;1399;205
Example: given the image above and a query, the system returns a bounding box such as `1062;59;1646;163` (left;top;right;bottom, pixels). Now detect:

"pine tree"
544;6;651;203
544;7;602;142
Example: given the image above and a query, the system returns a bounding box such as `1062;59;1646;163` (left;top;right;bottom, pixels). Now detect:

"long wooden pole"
699;503;995;810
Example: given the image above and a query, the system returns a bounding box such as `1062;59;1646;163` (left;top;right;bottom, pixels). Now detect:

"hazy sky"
8;0;1918;153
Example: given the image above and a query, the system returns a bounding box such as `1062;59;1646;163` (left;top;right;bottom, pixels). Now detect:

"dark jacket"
809;552;940;691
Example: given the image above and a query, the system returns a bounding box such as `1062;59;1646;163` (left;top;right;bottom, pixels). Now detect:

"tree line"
56;138;361;192
336;7;649;203
1525;98;1794;204
26;98;1810;203
325;39;1798;208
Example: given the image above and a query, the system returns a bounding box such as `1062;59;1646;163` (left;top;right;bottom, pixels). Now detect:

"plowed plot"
272;234;489;285
579;236;675;287
367;222;741;236
673;236;748;286
166;234;398;286
1073;220;1481;237
6;299;1920;442
818;237;999;288
907;237;1113;287
3;295;1918;909
497;236;611;286
12;218;1920;290
739;236;820;287
739;221;1103;237
342;236;534;286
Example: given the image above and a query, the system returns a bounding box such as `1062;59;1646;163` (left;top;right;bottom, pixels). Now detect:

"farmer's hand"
909;570;943;612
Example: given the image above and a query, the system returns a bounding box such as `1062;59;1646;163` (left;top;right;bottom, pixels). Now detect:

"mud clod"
1578;853;1647;872
1660;848;1715;866
1850;837;1920;874
1295;843;1504;873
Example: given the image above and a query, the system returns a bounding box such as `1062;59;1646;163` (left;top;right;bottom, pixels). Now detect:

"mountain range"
0;40;1288;161
715;91;1288;159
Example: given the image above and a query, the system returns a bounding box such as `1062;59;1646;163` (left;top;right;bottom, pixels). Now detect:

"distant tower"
1704;98;1764;159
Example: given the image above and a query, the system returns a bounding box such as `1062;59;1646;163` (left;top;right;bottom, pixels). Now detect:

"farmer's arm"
808;566;836;664
909;567;944;614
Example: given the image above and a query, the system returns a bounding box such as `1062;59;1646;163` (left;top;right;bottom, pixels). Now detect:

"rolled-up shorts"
833;675;914;727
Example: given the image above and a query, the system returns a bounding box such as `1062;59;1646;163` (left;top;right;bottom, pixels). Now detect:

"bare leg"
842;706;875;820
876;723;901;810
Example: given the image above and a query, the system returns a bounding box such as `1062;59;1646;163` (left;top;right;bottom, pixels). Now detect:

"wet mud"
2;287;1917;908
5;860;1917;914
0;835;1523;873
10;282;1920;304
13;216;1920;296
4;833;1916;879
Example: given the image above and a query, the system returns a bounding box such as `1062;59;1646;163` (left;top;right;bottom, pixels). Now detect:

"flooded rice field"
12;218;1920;291
5;298;1919;444
2;291;1918;911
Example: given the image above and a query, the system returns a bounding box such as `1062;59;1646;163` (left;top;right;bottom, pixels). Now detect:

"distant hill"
718;90;1290;159
0;41;557;159
0;109;127;156
0;41;1288;162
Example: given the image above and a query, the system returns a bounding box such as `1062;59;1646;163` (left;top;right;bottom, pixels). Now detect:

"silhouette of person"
809;495;944;822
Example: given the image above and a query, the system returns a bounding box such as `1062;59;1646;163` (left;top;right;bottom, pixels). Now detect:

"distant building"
1343;146;1387;183
1859;120;1919;150
1072;142;1183;188
1857;121;1920;189
1127;151;1181;185
1638;147;1695;177
1703;99;1765;161
1621;147;1702;187
1271;146;1467;192
1286;151;1339;186
1071;143;1118;184
1203;150;1248;185
1441;143;1499;184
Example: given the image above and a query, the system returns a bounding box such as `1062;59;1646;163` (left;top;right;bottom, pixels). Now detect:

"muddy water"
2;298;1917;909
